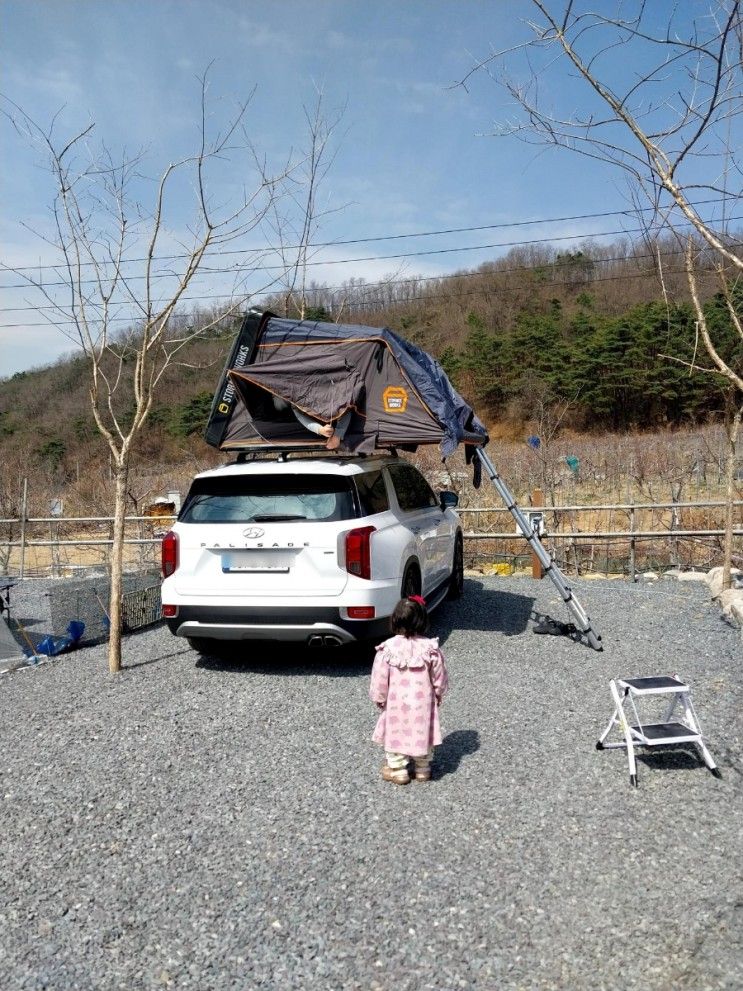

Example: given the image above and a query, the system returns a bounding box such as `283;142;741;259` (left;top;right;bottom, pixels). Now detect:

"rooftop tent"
204;310;489;457
202;310;604;650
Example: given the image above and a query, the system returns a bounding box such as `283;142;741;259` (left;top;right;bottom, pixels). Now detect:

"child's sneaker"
414;768;431;782
381;765;410;785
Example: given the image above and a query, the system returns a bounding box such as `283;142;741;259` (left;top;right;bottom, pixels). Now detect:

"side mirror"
439;490;459;511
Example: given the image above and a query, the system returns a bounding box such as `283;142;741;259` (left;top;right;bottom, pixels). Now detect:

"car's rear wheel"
401;562;421;599
447;534;464;600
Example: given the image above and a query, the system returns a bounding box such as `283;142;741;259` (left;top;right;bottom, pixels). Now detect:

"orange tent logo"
383;386;408;413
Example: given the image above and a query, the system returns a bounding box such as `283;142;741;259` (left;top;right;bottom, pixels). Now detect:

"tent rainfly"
204;310;489;457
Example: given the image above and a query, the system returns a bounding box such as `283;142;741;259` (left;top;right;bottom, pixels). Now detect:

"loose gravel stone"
0;575;741;990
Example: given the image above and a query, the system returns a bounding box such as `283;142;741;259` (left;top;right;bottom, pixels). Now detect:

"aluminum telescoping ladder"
473;446;603;651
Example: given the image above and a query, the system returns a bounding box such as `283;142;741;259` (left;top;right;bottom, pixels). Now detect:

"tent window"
387;463;438;513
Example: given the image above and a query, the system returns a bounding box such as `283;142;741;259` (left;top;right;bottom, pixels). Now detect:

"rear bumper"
166;604;389;644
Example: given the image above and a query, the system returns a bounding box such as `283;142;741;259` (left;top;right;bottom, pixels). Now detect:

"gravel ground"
1;575;741;991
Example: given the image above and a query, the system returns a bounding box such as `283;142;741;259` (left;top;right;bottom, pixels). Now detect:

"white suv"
161;454;463;649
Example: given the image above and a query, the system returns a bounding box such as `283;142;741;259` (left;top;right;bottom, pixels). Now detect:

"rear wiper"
252;514;307;522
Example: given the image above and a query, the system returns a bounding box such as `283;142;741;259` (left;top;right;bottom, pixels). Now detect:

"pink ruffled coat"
369;635;449;757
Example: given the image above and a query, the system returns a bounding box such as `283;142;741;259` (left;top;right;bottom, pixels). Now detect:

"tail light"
161;530;179;578
347;606;375;619
345;526;376;580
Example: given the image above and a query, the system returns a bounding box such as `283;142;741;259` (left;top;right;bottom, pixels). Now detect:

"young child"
369;595;449;785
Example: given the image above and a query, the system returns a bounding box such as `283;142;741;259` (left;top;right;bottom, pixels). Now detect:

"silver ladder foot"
474;447;602;651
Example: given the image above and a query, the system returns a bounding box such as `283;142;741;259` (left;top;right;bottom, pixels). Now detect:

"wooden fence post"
19;478;27;580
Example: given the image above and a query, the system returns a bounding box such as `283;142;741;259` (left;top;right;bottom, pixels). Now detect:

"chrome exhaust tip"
307;635;324;647
323;635;342;647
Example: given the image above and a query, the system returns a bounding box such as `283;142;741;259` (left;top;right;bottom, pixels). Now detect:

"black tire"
447;534;464;600
401;562;421;599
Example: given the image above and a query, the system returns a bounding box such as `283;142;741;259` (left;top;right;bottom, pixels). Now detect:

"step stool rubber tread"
630;721;700;742
620;676;687;693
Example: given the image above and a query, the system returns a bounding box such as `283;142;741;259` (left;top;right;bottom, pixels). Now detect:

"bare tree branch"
462;0;743;587
1;72;296;672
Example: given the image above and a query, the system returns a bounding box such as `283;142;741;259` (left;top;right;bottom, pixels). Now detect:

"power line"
1;214;739;293
0;195;733;281
0;200;707;273
0;245;689;315
0;265;701;330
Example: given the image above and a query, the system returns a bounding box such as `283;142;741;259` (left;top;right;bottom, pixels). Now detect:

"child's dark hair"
389;596;429;637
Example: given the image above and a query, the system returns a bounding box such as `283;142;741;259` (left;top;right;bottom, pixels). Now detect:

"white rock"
719;588;743;624
677;571;708;582
707;566;743;599
729;597;743;631
642;571;659;581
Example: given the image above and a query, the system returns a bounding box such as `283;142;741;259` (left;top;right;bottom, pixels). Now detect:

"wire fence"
0;499;740;581
0;514;173;579
458;499;743;578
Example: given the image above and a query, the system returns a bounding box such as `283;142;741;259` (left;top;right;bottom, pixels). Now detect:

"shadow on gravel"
433;581;535;644
124;650;187;670
194;642;373;678
434;729;480;779
11;616;44;632
635;746;710;774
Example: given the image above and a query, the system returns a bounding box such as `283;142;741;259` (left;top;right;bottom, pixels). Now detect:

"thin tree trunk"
722;404;743;592
108;455;129;674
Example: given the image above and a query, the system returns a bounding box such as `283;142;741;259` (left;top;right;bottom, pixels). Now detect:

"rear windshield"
180;474;356;524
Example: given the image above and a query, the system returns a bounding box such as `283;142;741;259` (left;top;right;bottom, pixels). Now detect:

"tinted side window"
387;463;438;512
355;470;390;516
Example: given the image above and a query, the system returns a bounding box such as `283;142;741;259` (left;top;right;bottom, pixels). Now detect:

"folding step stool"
596;676;721;787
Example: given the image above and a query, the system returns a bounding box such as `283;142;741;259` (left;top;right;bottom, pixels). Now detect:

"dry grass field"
1;424;740;579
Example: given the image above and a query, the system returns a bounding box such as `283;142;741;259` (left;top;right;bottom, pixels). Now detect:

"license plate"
223;565;290;573
221;552;290;574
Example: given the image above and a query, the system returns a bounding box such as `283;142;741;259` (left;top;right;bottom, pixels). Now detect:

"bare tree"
464;0;743;586
2;71;289;671
260;91;411;327
262;87;349;320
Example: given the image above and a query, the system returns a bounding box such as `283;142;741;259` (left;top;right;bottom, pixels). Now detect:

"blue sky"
0;1;728;377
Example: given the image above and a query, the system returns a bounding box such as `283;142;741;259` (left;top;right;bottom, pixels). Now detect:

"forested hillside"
1;236;741;505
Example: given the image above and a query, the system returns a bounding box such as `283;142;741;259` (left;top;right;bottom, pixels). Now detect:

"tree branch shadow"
432;580;536;646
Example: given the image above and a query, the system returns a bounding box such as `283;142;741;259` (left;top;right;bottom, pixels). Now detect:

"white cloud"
0;324;81;379
237;18;302;54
